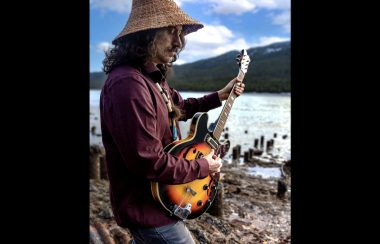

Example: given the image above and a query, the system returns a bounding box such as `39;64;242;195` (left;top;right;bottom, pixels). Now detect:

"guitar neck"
212;69;246;140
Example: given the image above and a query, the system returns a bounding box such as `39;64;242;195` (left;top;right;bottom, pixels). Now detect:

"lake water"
90;90;291;163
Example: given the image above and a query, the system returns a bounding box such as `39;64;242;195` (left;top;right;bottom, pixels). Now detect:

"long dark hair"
102;28;186;75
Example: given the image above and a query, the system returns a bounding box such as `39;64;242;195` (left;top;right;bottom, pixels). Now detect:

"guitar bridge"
173;203;192;220
205;134;219;149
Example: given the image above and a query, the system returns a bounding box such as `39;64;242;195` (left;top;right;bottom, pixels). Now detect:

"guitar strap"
154;82;179;142
139;65;179;142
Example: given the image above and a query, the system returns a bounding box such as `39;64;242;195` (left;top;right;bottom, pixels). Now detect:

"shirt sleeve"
168;86;222;121
102;74;209;184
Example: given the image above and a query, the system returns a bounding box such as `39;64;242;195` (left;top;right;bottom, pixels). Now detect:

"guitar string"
155;83;206;210
157;51;249;215
178;190;193;208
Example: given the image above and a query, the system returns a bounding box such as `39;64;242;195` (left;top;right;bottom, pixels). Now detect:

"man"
100;0;245;243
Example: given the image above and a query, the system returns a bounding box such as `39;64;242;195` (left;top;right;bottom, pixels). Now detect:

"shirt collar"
143;63;165;83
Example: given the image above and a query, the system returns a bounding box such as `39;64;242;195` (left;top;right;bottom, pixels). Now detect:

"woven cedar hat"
112;0;204;44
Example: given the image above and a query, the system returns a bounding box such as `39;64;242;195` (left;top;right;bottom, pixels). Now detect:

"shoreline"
90;162;291;243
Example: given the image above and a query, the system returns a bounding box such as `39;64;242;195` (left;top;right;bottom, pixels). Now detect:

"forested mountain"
90;41;290;92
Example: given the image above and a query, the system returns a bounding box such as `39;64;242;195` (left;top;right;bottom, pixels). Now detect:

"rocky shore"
90;162;291;243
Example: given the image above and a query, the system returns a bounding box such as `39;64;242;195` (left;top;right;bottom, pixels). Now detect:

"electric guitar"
151;49;251;219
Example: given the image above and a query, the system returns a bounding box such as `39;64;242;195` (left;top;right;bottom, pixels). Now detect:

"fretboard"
212;69;246;140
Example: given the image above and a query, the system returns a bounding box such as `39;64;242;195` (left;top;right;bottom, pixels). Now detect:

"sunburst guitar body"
151;49;251;219
151;112;219;219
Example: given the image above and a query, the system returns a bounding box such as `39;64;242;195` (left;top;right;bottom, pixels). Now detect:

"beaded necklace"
154;82;178;141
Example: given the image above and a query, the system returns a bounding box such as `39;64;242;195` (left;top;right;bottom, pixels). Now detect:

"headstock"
235;49;251;74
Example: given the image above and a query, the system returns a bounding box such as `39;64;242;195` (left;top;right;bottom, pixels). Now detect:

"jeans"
129;221;195;244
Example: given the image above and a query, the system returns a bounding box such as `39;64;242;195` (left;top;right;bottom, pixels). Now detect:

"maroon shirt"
100;63;221;228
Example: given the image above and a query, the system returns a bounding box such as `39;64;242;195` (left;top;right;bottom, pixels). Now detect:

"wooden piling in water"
232;147;239;160
254;138;259;148
266;139;275;153
236;144;241;158
277;180;287;199
90;145;101;180
244;151;250;163
266;141;271;153
99;155;108;180
249;148;254;159
91;126;96;135
260;136;264;149
252;148;263;156
206;183;224;218
274;133;277;138
89;161;100;180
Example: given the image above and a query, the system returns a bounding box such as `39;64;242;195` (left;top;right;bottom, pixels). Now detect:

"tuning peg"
235;54;241;64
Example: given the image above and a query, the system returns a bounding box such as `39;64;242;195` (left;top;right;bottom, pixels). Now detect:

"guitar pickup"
186;187;197;196
205;134;219;150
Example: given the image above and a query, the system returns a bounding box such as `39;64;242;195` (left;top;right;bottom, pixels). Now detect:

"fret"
212;96;234;139
237;69;245;81
211;49;251;141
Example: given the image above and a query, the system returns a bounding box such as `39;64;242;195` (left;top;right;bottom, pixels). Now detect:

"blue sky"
90;0;290;72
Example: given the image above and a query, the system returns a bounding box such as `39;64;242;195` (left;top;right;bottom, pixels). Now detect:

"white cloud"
185;0;291;33
272;10;290;33
209;0;256;15
96;42;113;53
176;24;289;64
90;0;289;15
177;24;237;63
175;59;187;65
254;0;289;9
174;0;198;7
251;0;276;8
205;0;290;15
251;36;289;47
174;0;182;6
177;1;291;33
187;25;233;46
90;0;132;13
253;1;291;34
